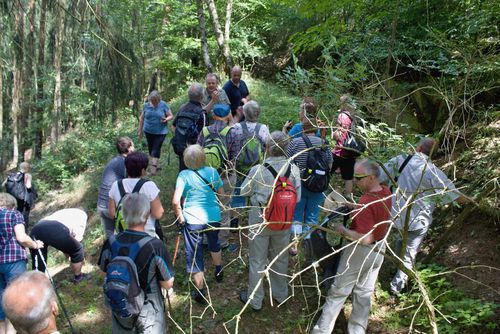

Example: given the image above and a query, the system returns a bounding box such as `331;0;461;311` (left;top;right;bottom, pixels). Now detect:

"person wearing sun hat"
197;104;242;251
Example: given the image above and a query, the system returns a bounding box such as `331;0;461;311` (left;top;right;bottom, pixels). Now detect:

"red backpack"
262;163;297;230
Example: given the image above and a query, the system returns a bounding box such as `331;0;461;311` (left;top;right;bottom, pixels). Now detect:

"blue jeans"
231;178;246;208
291;187;325;239
0;260;27;320
183;223;221;273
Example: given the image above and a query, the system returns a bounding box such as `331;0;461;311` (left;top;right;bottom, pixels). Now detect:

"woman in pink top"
330;94;356;196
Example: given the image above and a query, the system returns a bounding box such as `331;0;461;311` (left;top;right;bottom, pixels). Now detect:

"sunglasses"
353;173;371;181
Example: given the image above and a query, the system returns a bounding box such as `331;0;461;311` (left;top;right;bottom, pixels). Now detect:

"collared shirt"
380;152;459;231
197;120;242;165
241;156;302;207
0;208;27;264
222;79;249;111
201;88;230;107
349;186;392;241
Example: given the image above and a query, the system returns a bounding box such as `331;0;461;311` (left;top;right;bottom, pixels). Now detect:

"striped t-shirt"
286;135;333;170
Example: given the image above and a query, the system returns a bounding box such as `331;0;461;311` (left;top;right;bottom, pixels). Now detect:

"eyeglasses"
353;174;371;181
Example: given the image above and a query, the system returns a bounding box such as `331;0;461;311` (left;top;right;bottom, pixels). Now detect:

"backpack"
115;179;149;233
301;135;330;193
237;122;265;175
202;126;231;171
341;111;366;157
103;234;154;319
5;172;26;202
262;163;297;230
171;103;204;155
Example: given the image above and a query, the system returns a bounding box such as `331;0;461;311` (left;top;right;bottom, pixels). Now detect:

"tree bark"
206;0;233;74
22;0;37;157
11;1;24;166
35;0;47;159
196;0;213;72
385;0;400;76
224;0;233;59
51;1;65;143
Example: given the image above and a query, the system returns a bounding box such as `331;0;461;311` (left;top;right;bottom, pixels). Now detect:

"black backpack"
301;135;330;193
341;111;366;157
171;103;205;155
5;172;26;202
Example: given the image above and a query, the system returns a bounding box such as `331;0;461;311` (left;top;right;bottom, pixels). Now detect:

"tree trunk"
224;0;233;64
206;0;233;74
51;1;65;143
385;0;400;76
196;0;214;72
35;0;47;159
11;1;24;167
22;0;37;158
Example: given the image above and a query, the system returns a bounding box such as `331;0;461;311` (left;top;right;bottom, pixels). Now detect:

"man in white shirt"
380;138;469;294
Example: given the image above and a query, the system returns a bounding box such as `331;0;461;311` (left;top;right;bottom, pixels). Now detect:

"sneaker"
239;291;261;312
191;289;208;306
71;273;91;284
214;269;224;283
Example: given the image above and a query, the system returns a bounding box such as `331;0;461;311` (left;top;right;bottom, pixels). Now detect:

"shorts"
144;132;167;158
330;155;355;180
183;223;220;273
30;220;84;273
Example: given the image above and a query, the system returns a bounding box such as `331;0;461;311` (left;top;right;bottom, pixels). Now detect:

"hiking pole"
34;246;77;334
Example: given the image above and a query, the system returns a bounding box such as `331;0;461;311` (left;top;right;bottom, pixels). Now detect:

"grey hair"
148;90;161;102
188;83;204;102
205;73;219;83
231;65;242;74
417;137;437;156
243;100;261;122
183;144;206;170
2;271;56;334
356;159;380;178
0;192;17;209
19;162;31;173
266;131;289;157
122;193;151;227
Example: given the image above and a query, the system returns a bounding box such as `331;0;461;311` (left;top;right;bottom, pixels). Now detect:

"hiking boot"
230;218;239;232
191;289;208;306
214;268;224;283
71;273;91;284
239;291;261;312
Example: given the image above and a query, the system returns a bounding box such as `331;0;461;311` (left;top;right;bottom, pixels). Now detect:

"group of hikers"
0;65;470;334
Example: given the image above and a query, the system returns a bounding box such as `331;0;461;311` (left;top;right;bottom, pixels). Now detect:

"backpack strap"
202;126;210;138
128;236;154;260
132;178;149;193
395;154;413;184
241;121;250;137
254;123;262;138
192;170;216;192
118;180;126;198
302;135;313;148
264;163;291;180
220;125;232;137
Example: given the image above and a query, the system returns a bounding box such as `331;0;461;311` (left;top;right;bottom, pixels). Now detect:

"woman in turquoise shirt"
138;90;173;175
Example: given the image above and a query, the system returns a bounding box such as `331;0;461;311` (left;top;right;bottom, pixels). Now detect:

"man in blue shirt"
223;66;250;123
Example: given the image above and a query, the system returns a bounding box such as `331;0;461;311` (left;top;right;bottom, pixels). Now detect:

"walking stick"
172;224;183;265
35;246;77;334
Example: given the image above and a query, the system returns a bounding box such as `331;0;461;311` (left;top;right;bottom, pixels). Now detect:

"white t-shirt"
233;121;270;144
42;208;88;242
109;178;160;235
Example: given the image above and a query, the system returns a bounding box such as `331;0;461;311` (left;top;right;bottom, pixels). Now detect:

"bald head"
2;271;58;334
231;66;242;84
417;138;437;156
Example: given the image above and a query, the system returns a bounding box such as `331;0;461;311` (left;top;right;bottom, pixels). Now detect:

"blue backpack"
103;234;153;319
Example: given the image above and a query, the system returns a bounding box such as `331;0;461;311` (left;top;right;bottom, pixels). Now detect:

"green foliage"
387;264;498;333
